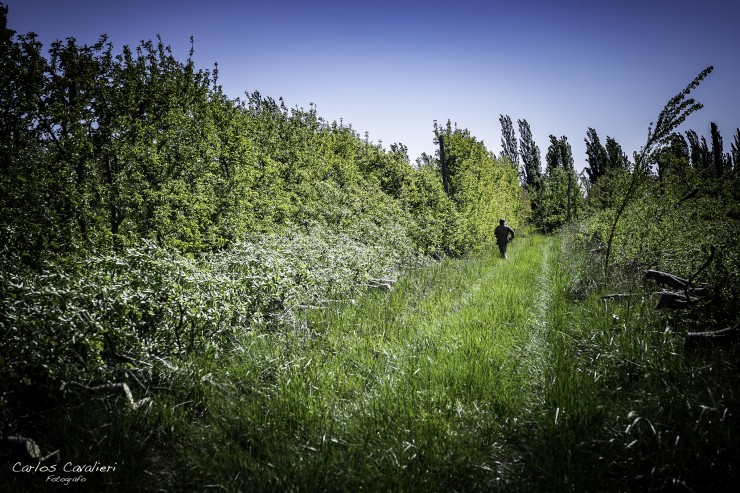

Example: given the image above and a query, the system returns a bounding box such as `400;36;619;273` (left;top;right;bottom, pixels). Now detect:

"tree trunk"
439;134;449;195
566;170;572;223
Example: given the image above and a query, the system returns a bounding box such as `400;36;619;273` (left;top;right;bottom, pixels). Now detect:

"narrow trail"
179;233;568;491
519;235;555;405
312;232;562;427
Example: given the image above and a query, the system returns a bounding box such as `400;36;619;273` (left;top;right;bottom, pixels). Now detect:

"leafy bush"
0;227;415;421
583;172;740;329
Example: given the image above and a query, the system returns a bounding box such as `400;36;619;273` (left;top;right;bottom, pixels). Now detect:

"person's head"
499;218;505;225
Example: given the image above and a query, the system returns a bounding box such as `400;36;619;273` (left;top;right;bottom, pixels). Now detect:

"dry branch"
1;436;58;463
686;326;739;346
367;278;396;291
73;382;152;410
655;290;703;309
645;270;691;290
602;293;640;301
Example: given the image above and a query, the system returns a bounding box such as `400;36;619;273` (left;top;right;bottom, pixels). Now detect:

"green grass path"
186;233;563;491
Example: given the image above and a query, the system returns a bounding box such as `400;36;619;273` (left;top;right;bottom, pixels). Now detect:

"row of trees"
497;109;740;235
0;4;525;267
5;2;736;269
496;68;738;334
498;115;582;231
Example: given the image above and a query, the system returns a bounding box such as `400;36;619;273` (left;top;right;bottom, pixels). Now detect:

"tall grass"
4;230;737;492
4;231;549;492
518;229;740;492
144;232;558;491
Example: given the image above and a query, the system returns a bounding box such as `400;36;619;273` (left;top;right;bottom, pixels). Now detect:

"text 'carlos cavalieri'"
13;461;117;484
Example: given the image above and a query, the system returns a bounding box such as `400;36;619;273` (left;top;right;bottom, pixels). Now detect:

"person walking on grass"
494;218;515;259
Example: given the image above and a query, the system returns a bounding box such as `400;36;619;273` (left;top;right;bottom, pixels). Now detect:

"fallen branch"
645;255;715;309
676;188;699;205
73;382;152;410
655;290;703;309
92;383;152;410
645;270;692;290
368;278;396;291
602;293;640;301
1;436;59;463
686;326;739;346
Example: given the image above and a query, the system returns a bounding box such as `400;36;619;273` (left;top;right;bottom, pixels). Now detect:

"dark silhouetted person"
494;218;515;258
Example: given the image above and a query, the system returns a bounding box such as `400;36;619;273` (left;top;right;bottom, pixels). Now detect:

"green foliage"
582;81;739;331
529;135;584;231
584;166;633;210
0;226;412;420
597;66;714;274
400;164;462;256
584;169;740;327
0;9;476;265
518;118;542;189
533;166;584;230
433;120;526;251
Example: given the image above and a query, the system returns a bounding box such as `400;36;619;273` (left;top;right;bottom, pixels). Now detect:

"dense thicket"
582;66;739;334
0;7;525;267
433;120;527;250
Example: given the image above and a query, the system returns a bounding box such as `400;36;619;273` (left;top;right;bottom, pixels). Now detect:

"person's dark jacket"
494;224;515;245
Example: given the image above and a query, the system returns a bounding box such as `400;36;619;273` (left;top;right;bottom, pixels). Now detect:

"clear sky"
4;0;739;171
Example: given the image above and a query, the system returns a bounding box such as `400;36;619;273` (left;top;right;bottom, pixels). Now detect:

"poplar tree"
538;135;581;228
685;130;707;170
604;136;630;170
499;114;518;169
584;127;608;183
732;129;740;174
710;122;726;177
546;135;574;171
517;118;541;189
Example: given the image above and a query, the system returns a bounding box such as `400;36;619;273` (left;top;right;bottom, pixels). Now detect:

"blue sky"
5;0;739;171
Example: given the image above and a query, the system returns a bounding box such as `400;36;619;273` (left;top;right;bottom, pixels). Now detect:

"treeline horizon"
1;3;527;268
4;3;740;267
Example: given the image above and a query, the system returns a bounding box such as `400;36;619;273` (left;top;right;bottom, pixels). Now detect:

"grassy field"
4;231;738;492
162;232;560;491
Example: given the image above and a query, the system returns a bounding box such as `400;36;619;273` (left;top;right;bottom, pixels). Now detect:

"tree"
604;137;630;171
499;114;518;169
732;128;740;174
0;5;47;264
415;152;435;169
433;119;524;249
685;129;710;170
517;118;541;189
654;133;690;183
546;135;574;172
709;122;731;177
1;4;525;264
535;135;582;228
584;127;608;183
602;66;713;274
433;120;450;194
